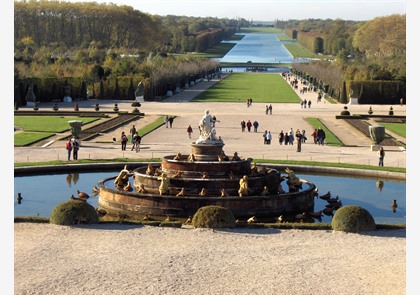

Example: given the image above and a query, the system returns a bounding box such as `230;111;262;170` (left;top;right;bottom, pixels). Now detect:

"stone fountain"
97;110;317;219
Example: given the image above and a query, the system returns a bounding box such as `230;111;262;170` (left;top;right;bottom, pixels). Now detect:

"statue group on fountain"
196;110;222;144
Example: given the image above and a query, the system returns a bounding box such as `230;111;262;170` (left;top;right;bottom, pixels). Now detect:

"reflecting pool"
14;171;406;224
214;33;312;64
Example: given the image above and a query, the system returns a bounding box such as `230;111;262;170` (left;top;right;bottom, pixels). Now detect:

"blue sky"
63;0;406;21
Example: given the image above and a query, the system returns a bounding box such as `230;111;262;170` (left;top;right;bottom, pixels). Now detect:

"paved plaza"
14;73;406;168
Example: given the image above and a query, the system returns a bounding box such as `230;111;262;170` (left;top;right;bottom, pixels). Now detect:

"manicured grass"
14;116;98;132
382;123;406;138
306;117;343;146
284;43;319;59
137;116;166;137
277;34;295;41
14;132;55;147
192;73;301;103
189;43;237;58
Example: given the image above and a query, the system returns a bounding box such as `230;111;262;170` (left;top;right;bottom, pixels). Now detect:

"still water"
215;33;312;64
14;171;406;224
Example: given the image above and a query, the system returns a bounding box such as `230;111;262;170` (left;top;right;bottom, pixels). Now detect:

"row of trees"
281;15;405;82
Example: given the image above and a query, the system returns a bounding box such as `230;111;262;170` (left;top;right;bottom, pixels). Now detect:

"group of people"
164;115;175;128
65;138;79;161
300;99;312;108
276;128;307;152
241;120;259;132
120;125;142;152
311;127;326;145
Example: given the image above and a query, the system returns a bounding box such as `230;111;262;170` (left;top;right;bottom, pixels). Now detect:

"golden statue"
158;173;169;195
238;175;250;197
114;165;130;188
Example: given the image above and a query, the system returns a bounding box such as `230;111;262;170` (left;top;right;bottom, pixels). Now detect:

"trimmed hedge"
331;205;376;233
192;205;236;229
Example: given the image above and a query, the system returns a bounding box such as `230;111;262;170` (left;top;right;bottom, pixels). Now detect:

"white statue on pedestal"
196;110;221;144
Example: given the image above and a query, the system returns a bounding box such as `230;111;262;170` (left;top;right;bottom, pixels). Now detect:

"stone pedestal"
348;97;359;104
191;143;224;161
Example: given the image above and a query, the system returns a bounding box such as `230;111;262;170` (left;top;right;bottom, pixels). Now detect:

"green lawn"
306;118;343;146
14;132;56;146
14;116;98;132
284;43;319;59
382;123;406;138
188;43;236;58
192;73;301;103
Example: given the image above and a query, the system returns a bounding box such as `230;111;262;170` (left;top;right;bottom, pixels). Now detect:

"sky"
62;0;407;21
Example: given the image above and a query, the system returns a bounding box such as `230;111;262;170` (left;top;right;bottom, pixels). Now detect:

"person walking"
317;127;326;145
241;120;246;132
65;139;72;161
246;120;252;132
301;130;307;143
295;129;303;152
187;125;193;139
168;116;174;128
378;146;385;166
134;132;141;152
263;130;268;144
308;100;312;108
266;131;272;144
284;131;289;145
268;104;273;115
129;125;137;143
253;120;259;132
288;130;294;145
72;139;79;160
278;130;284;145
121;131;128;151
164;115;169;128
311;129;317;144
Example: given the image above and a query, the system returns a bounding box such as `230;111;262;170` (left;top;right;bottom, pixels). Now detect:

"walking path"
14;73;406;169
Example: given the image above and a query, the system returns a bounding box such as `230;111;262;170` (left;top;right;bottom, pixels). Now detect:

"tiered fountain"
98;110;317;219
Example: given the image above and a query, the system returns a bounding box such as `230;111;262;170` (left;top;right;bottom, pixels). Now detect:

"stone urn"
369;125;385;151
68;120;83;140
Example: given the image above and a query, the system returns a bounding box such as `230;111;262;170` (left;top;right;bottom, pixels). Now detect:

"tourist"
164;115;169;128
284;131;289;145
131;132;141;152
266;131;272;144
288;130;294;145
253;120;259;132
129;125;136;143
378;146;385;166
308;100;312;108
187;125;193;139
241;120;246;132
121;131;128;151
302;130;307;143
72;139;79;160
263;130;268;144
278;130;284;145
295;129;303;152
311;129;317;144
168;116;174;128
268;104;273;115
65;139;73;161
317;127;326;145
246;120;252;132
